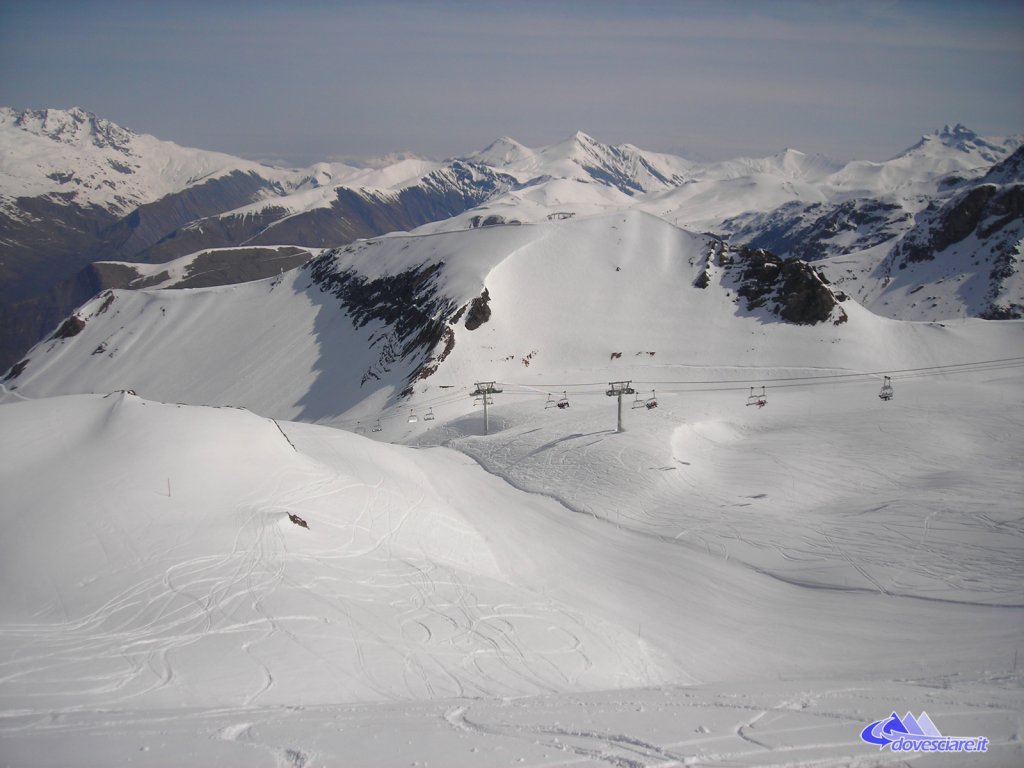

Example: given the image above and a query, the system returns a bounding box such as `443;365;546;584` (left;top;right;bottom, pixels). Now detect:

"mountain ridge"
2;106;1021;373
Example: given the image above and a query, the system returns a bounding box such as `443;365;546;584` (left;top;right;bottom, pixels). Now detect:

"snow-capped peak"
4;106;135;153
894;123;1021;166
467;135;535;167
0;105;297;214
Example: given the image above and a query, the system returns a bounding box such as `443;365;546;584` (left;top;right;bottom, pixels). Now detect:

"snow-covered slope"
5;210;1020;427
0;213;864;413
1;361;1021;764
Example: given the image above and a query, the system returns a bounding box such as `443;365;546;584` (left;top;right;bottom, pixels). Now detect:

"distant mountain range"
1;107;1021;371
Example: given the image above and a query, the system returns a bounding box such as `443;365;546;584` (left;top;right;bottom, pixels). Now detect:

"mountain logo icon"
860;711;989;753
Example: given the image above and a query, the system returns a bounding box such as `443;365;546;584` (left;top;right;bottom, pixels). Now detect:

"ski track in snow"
445;373;1024;609
1;352;1022;765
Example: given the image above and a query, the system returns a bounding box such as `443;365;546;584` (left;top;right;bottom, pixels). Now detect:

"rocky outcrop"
897;185;999;264
724;246;839;325
464;289;491;330
308;255;458;388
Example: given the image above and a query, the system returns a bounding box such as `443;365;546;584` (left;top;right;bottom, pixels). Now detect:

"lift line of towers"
354;377;898;437
346;356;1024;438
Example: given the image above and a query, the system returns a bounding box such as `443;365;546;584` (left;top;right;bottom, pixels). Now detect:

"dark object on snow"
746;386;767;408
51;314;86;340
878;376;894;401
464;288;491;330
288;513;309;529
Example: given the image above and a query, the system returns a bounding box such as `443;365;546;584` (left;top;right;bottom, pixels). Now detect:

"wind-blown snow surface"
2;213;1023;765
1;384;1022;767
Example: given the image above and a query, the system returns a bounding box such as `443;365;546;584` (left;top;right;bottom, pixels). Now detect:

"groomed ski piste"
1;212;1022;766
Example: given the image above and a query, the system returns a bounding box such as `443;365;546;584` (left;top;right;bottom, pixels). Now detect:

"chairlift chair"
878;376;894;401
355;421;366;434
544;393;557;409
645;390;658;409
556;391;570;409
631;391;646;409
371;419;382;433
424;407;435;421
746;386;767;408
408;409;418;423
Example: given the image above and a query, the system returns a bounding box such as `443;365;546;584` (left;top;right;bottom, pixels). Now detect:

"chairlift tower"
606;381;636;433
470;381;503;435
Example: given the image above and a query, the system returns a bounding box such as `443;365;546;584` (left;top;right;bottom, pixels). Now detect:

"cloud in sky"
1;0;1021;165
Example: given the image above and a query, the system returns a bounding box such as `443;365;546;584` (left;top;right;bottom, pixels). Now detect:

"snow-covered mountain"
467;130;696;193
2;109;1022;376
723;132;1024;320
0;106;294;213
2;117;1023;765
2;211;855;418
0;106;307;374
0;108;512;369
2;222;1022;764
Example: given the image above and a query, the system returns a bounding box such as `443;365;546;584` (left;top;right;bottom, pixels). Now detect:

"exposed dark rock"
979;304;1022;319
3;358;29;381
730;246;837;325
464;289;491;330
977;186;1024;238
469;214;520;227
96;291;116;314
168;247;310;289
899;185;998;263
981;145;1024;185
308;254;457;385
51;314;85;340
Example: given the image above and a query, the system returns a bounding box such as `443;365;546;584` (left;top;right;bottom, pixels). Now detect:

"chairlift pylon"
746;386;767;408
878;376;894;401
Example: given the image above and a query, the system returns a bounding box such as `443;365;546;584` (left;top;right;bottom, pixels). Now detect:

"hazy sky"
1;0;1021;165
